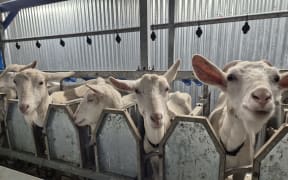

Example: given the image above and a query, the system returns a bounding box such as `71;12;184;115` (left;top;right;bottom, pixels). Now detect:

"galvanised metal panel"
0;94;7;146
253;124;288;180
161;116;225;180
5;101;37;155
45;105;82;167
95;110;141;179
258;136;288;179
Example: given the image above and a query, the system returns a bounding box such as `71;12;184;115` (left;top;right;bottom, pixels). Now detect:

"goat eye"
273;75;280;83
39;81;44;85
13;80;16;84
165;87;170;92
135;89;141;94
87;98;94;102
227;74;237;81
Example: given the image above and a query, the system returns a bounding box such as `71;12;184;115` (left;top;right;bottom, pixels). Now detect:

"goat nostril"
252;93;259;100
19;104;29;113
265;96;271;101
252;88;272;105
151;113;163;122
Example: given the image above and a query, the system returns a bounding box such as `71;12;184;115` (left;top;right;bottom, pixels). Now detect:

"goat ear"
18;60;37;71
261;60;272;67
164;59;180;83
44;71;75;81
109;77;136;92
27;60;37;69
73;84;90;98
85;84;104;97
0;60;38;78
279;73;288;90
192;54;226;90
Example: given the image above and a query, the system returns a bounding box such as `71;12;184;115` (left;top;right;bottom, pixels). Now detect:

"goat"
191;54;288;180
50;77;106;104
0;61;37;99
13;69;75;127
109;60;193;179
167;91;192;117
73;83;122;141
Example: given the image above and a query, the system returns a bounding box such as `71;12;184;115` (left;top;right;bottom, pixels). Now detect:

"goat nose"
19;104;29;113
151;113;163;122
251;88;272;106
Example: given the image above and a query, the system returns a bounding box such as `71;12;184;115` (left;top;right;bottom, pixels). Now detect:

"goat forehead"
15;73;29;81
16;69;45;81
138;75;168;89
227;61;278;76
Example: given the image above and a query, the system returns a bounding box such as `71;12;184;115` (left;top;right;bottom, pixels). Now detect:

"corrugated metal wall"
2;0;288;108
4;0;140;71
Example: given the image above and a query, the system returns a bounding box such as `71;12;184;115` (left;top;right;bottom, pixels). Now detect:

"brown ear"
279;73;288;90
192;54;226;90
222;60;241;72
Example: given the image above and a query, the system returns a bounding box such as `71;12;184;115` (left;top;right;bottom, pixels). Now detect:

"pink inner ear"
109;78;134;91
192;55;226;88
279;74;288;89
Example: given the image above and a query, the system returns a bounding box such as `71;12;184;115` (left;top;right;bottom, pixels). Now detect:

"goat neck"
144;112;171;147
218;105;247;153
24;93;52;127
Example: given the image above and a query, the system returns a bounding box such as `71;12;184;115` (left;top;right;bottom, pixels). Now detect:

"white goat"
0;61;37;99
192;54;288;180
74;83;122;137
167;91;192;117
13;69;75;127
109;60;192;179
51;77;106;104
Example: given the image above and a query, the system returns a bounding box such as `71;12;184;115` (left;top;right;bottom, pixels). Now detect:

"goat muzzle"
19;104;29;114
251;88;272;107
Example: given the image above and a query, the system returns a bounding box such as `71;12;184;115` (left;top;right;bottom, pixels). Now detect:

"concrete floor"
0;166;42;180
227;174;252;180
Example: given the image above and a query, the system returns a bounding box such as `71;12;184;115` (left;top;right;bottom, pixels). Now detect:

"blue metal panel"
2;10;19;29
0;0;65;12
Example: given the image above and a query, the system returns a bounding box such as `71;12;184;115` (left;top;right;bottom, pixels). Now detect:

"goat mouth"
19;109;29;114
243;106;272;116
151;122;163;129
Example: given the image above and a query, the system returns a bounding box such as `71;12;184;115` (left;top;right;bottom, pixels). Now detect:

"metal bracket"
2;10;19;30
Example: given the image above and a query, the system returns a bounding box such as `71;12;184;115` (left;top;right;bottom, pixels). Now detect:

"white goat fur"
0;61;37;99
192;54;288;179
14;69;75;127
167;91;192;117
109;60;193;179
74;83;122;134
51;77;106;104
